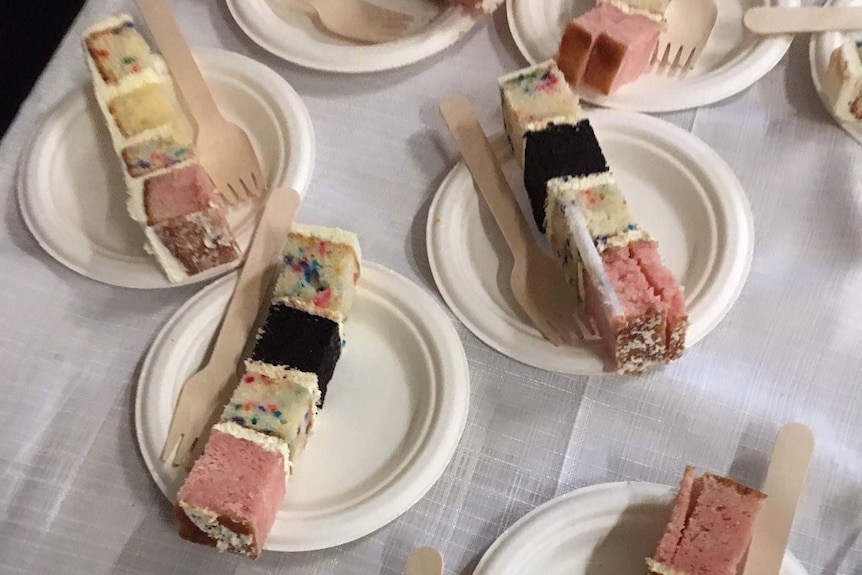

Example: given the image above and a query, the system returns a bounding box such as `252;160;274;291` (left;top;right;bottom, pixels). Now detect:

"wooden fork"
160;186;301;469
440;96;597;347
136;0;266;205
275;0;413;44
653;0;718;69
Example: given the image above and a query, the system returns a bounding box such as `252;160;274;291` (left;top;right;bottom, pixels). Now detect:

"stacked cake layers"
83;14;240;282
647;467;767;575
176;225;361;558
500;61;687;373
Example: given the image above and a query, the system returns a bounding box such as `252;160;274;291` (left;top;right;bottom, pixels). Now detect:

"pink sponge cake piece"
176;429;286;558
583;11;660;95
144;164;217;226
630;240;687;360
558;4;628;85
648;467;767;575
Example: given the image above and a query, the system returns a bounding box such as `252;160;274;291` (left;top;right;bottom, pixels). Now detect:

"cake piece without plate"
176;428;288;558
122;133;193;177
499;61;608;230
647;466;766;575
84;18;152;84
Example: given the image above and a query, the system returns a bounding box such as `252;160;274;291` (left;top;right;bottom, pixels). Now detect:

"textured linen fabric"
1;1;860;573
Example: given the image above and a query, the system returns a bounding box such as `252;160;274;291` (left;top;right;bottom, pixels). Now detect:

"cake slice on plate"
82;13;241;282
647;466;767;575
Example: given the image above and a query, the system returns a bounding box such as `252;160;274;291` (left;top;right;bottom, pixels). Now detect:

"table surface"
1;1;860;574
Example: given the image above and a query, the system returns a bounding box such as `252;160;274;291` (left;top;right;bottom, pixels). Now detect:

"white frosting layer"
212;421;292;474
179;502;255;556
290;223;362;267
243;360;322;401
645;558;690;575
597;0;668;20
822;39;862;122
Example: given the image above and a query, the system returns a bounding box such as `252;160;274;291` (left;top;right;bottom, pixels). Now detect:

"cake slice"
176;428;288;558
547;174;687;372
273;224;362;323
220;366;320;469
558;4;661;95
821;39;862;122
647;467;767;575
83;13;241;282
499;61;608;231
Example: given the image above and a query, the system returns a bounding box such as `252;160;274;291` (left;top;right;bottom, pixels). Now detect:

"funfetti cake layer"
273;224;361;323
83;14;240;282
220;367;320;467
84;17;153;85
176;429;287;558
647;467;766;575
250;303;343;404
122;132;193;177
822;39;862;122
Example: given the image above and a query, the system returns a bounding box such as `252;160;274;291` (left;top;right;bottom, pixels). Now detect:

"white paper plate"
473;482;808;575
809;0;862;142
427;110;753;374
506;0;796;112
17;48;314;289
227;0;479;73
135;261;470;551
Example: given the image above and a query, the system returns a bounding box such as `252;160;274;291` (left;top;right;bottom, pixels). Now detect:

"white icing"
645;558;690;575
243;360;322;402
822;39;862;122
597;0;668;20
212;421;292;473
179;502;255;556
290;223;362;267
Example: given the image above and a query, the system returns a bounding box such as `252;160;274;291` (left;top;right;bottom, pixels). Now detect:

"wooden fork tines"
277;0;413;44
653;0;718;69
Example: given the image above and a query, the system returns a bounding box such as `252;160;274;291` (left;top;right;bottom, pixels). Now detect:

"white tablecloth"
1;1;860;573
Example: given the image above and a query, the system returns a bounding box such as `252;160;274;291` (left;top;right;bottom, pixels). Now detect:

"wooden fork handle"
439;96;533;256
135;0;222;125
209;187;301;372
744;6;862;33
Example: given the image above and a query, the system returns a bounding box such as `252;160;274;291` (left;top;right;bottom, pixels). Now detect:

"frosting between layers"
645;559;690;575
212;421;292;473
244;360;322;399
178;503;255;556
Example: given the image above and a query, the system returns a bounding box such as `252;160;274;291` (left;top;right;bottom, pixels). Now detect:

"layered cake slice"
176;427;288;558
220;366;320;469
499;61;608;231
821;39;862;122
273;224;362;322
546;174;687;371
558;4;661;95
83;14;241;282
647;467;767;575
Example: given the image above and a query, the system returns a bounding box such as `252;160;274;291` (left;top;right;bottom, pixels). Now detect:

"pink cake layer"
649;469;767;575
558;4;627;85
584;245;668;372
176;430;286;558
144;164;217;226
630;240;688;360
654;466;697;563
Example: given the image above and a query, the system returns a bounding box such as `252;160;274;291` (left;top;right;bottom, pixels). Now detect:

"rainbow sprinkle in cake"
83;13;240;282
